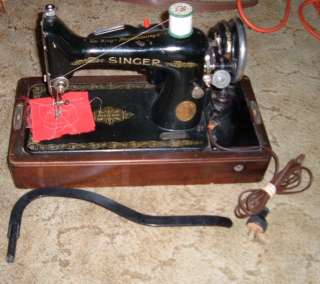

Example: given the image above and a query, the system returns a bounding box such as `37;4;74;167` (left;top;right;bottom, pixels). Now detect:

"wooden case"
8;76;271;188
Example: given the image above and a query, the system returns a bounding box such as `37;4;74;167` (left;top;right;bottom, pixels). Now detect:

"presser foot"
50;76;70;118
53;98;69;118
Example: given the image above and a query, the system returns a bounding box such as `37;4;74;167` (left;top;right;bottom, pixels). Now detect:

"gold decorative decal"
71;57;105;66
166;61;198;69
94;106;134;125
88;32;161;44
71;58;198;68
118;32;161;42
31;85;47;98
175;101;197;122
27;139;203;151
30;82;154;98
71;56;161;67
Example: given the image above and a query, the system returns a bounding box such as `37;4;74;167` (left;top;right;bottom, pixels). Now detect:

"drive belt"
6;187;232;263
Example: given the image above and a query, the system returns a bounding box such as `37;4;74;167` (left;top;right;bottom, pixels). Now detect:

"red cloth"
29;92;95;142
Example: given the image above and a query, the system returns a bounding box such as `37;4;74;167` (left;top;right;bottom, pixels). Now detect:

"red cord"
236;0;291;33
237;0;320;41
299;0;320;41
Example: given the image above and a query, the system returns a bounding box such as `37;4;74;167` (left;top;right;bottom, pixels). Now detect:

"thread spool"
169;3;193;39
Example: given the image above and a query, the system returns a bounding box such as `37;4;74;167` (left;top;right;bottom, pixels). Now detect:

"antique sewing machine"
8;3;272;188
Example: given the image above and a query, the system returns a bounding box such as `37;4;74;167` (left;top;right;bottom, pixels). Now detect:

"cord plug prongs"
246;207;269;243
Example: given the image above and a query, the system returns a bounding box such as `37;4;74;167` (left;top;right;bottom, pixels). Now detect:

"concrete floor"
0;0;319;283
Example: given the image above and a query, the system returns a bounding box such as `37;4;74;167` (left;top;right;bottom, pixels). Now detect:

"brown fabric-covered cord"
234;151;313;218
209;127;313;219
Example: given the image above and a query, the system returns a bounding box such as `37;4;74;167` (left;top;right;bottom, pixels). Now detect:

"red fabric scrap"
29;91;95;142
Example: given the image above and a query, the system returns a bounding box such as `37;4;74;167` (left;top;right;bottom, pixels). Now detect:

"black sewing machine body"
7;4;272;188
42;15;209;130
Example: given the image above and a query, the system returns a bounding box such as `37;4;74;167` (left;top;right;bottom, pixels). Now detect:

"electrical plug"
246;207;270;243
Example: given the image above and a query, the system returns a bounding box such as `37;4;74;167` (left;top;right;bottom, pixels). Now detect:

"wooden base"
8;76;271;188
